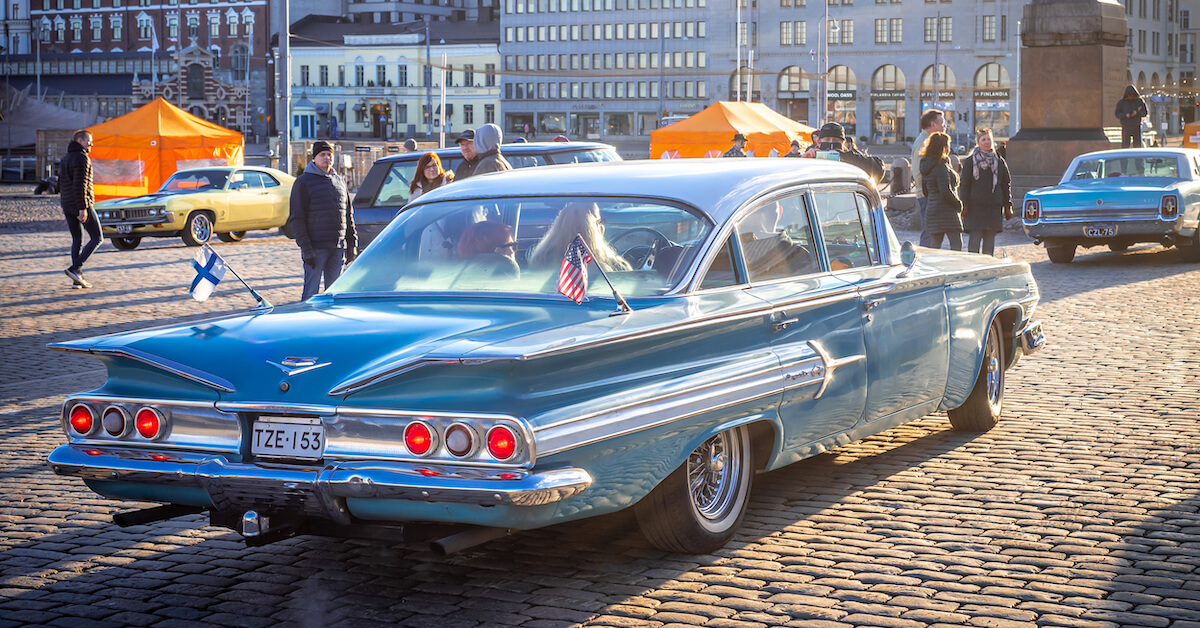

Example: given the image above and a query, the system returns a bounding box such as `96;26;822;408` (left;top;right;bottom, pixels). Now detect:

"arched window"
778;66;809;92
920;64;955;92
872;65;905;91
729;67;761;100
973;63;1009;89
828;65;855;91
231;44;248;81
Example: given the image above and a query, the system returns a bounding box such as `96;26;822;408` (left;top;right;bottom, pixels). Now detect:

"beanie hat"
311;140;334;159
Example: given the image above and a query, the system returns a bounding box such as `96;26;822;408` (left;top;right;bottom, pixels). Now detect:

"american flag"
557;235;592;304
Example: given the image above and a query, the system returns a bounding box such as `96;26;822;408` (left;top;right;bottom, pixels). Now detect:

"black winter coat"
288;162;356;254
919;155;964;234
959;150;1012;233
59;140;93;213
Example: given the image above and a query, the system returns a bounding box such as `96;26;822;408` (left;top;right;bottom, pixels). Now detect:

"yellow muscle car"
96;166;295;250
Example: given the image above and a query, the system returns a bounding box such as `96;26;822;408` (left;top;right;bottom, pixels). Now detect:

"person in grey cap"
287;140;357;300
784;139;804;157
453;128;479;180
724;133;748;157
402;138;418;152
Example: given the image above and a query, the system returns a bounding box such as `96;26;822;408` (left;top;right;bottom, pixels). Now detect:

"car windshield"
1069;155;1181;180
162;170;230;191
331;196;713;297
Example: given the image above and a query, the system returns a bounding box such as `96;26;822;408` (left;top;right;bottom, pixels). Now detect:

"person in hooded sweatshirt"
1115;85;1149;148
469;123;513;177
288;140;357;300
919;131;964;251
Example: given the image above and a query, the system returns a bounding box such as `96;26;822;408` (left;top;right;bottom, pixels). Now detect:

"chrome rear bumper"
1018;319;1045;356
48;445;592;517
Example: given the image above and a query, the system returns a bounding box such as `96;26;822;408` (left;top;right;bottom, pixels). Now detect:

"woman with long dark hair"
409;152;454;202
959;129;1012;256
918;132;964;250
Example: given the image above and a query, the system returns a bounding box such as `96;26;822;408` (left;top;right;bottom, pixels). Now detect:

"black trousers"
64;207;102;271
1121;125;1142;149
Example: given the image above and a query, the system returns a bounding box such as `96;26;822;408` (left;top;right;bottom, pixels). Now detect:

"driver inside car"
526;201;631;272
738;203;813;279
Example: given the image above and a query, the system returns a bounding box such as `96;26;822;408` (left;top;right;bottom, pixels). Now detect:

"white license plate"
252;417;325;459
1084;224;1116;237
115;224;133;234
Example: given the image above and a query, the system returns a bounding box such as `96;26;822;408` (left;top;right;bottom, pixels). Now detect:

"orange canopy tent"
1184;121;1200;148
87;98;244;200
650;101;817;159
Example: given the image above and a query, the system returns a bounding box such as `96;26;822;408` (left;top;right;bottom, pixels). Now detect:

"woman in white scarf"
959;129;1012;256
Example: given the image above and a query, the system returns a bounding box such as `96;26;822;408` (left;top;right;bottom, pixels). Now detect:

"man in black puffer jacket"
60;130;101;289
287;141;357;300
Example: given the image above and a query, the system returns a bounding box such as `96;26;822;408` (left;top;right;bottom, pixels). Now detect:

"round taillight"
68;404;94;435
135;408;162;439
102;406;127;437
486;425;518;461
404;421;434;456
444;423;475;458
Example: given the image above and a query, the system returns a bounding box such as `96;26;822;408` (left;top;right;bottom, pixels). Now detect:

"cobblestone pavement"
2;194;1200;627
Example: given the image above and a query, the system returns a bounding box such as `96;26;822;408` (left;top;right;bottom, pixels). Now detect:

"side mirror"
898;241;918;278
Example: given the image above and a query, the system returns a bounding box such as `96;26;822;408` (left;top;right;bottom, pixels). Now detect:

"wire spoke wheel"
686;431;741;524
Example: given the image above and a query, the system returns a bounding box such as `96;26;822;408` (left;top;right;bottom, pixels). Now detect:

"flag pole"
572;234;632;315
202;244;273;309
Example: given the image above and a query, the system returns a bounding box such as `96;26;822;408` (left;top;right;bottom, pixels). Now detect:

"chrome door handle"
773;317;798;332
863;297;884;311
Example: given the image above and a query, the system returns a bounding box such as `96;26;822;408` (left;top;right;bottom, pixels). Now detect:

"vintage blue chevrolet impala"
48;160;1044;554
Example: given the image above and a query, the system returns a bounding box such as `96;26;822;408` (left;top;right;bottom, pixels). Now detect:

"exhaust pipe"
430;527;512;556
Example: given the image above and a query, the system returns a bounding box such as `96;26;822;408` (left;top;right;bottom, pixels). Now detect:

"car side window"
259;172;281;188
699;235;739;290
239;172;265;189
372;162;416;207
507;155;549;169
812;190;876;270
734;194;816;283
854;194;880;264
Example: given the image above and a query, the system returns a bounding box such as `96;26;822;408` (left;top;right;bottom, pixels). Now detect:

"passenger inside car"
737;202;813;280
456;220;520;280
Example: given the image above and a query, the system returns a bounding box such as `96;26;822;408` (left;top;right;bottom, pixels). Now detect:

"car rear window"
549;149;622;164
1069;155;1181;180
331;196;713;298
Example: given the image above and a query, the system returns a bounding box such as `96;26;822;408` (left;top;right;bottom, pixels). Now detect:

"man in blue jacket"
288;141;357;300
60;130;101;288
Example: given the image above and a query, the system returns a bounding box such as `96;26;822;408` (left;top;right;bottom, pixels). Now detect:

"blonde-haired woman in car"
527;201;632;271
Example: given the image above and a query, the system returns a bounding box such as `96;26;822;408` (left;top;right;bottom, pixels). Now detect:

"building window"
376;64;386;85
112;19;121;40
463;64;474;86
71;21;82;41
231;45;248;80
486;63;496;86
301;65;310;86
398;104;407;124
398;64;408;86
464;104;474;124
319;65;328;86
92;21;102;40
874;18;886;43
188;15;198;38
841;19;853;44
209;15;218;38
228;15;237;36
924;17;935;42
795;21;806;44
485;104;495;124
356;64;364;86
167;17;177;39
982;15;995;41
889;18;901;42
781;20;793;45
338;66;345;86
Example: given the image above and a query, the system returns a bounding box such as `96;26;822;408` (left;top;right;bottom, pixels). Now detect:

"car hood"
1028;179;1179;207
95;189;206;207
52;296;671;404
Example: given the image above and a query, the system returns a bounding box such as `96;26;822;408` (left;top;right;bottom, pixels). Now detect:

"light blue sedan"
1022;148;1200;263
47;160;1044;554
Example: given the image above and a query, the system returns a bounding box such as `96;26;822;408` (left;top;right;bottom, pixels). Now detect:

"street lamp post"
820;15;838;127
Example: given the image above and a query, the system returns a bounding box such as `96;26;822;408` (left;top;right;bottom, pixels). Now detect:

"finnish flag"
190;246;227;302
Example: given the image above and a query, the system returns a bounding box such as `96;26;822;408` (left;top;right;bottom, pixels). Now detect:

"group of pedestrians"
911;109;1013;256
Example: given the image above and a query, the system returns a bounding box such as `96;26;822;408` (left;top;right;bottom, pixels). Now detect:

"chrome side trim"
48;445;591;511
48;344;235;393
808;340;867;400
216;401;339;415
